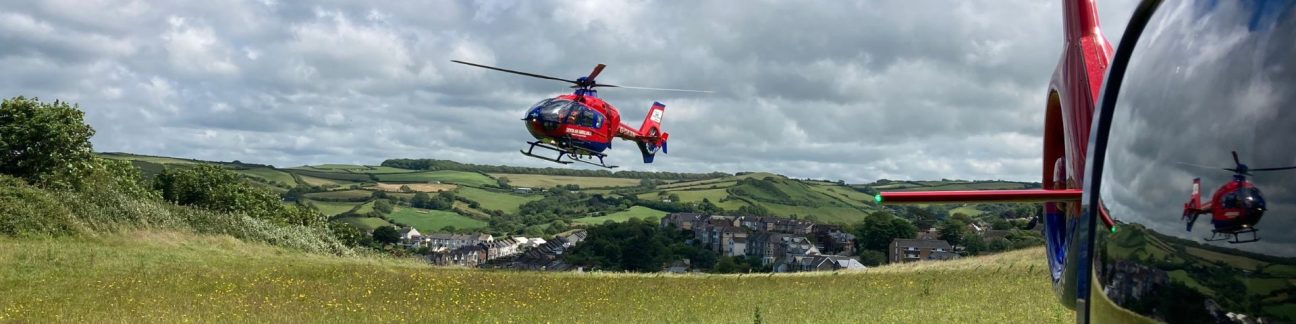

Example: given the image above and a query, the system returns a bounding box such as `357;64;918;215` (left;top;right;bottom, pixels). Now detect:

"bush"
0;97;96;189
153;165;325;227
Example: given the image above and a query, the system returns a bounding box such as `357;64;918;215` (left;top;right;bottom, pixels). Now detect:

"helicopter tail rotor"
634;102;669;163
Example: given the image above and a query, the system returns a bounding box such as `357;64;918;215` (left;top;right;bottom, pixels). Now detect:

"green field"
573;206;669;225
303;190;373;202
353;200;375;215
489;173;642;188
385;207;487;232
334;217;393;232
100;153;202;165
234;168;297;187
376;171;497;187
0;234;1072;322
454;187;540;214
306;200;362;216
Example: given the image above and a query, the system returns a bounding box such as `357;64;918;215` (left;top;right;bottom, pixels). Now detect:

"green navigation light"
874;195;883;204
1110;226;1117;234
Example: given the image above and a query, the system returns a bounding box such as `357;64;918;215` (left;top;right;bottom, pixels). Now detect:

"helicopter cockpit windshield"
1221;188;1266;210
527;99;579;129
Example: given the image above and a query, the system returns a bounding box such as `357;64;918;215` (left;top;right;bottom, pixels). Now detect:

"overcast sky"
0;0;1140;183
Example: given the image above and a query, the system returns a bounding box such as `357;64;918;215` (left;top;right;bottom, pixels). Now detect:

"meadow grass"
488;173;641;188
454;187;540;214
0;233;1073;323
573;206;668;225
385;207;487;232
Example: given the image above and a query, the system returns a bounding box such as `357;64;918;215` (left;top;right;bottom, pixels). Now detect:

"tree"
373;199;394;214
991;218;1013;230
938;219;969;247
372;226;401;245
857;250;887;266
988;237;1012;252
411;192;431;208
853;212;918;252
398;185;413;193
963;235;988;255
496;176;511;189
0;97;96;187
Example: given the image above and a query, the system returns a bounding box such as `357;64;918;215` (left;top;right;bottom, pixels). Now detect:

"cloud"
0;0;1141;183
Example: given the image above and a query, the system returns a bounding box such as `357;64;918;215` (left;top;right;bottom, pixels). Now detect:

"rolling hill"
98;153;1040;233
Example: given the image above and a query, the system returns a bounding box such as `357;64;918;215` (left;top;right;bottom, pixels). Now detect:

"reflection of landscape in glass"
1097;224;1296;322
1094;0;1296;321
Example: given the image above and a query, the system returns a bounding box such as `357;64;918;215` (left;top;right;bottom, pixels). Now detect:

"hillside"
0;231;1072;322
99;153;1041;233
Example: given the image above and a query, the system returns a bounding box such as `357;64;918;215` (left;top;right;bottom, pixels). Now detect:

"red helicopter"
1181;151;1296;244
451;60;708;168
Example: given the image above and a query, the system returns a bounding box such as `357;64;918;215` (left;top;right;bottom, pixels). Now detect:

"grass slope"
375;171;496;187
573;206;668;225
385;207;487;232
0;233;1072;322
306;200;362;216
454;187;540;214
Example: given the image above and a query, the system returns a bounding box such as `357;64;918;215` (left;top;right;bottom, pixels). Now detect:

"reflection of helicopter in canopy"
1182;151;1296;244
450;60;708;169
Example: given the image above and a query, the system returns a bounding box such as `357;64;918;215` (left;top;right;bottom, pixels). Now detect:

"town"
387;211;1019;273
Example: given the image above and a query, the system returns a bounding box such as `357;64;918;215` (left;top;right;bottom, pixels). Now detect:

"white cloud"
0;0;1142;183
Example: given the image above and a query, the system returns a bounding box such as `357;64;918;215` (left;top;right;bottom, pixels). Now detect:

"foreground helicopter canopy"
1089;0;1296;322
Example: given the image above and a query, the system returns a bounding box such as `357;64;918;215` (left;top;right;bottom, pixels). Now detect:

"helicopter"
1181;151;1296;244
450;60;708;169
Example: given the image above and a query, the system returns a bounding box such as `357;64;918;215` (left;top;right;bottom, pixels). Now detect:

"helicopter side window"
576;107;601;128
1220;191;1240;209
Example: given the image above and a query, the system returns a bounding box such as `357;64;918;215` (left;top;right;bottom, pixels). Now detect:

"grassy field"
454;187;540;214
233;168;296;187
333;217;393;232
573;206;669;225
302;190;373;202
385;207;487;232
375;171;497;187
306;200;362;216
0;233;1072;322
489;173;642;188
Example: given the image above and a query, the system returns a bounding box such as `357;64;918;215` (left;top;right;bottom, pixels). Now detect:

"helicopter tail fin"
1184;178;1202;231
1188;178;1202;210
635;102;668;163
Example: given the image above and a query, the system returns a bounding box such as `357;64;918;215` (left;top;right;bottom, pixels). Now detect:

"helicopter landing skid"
1206;228;1259;244
520;141;618;169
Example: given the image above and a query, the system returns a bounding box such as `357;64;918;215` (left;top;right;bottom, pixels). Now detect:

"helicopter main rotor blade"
451;60;577;84
587;64;607;81
594;84;714;93
1232;151;1241;165
1248;166;1296;172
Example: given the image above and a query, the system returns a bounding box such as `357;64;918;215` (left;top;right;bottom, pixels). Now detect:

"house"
430;245;484;267
425;233;494;250
397;227;422;245
888;238;955;263
726;236;748;257
513;187;532;194
746;232;794;265
660;213;705;231
814;229;856;255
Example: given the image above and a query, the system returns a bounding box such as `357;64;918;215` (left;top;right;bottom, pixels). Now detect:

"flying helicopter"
450;60;708;169
1181;151;1296;244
